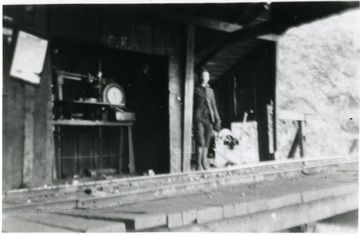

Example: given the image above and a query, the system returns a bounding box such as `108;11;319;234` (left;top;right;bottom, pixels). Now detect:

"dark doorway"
51;38;170;178
213;41;276;162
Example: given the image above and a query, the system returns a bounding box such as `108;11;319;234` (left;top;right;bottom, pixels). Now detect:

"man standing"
193;68;221;170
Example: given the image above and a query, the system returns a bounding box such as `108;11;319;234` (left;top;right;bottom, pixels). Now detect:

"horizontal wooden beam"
187;15;243;33
108;6;276;42
258;34;278;41
143;8;244;33
196;21;274;71
107;6;244;33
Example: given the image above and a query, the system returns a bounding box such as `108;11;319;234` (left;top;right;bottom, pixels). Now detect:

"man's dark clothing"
193;85;221;147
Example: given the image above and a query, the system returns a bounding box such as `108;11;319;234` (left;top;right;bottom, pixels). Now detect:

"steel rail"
3;155;357;214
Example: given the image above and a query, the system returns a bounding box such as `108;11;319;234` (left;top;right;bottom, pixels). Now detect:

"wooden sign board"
10;30;48;85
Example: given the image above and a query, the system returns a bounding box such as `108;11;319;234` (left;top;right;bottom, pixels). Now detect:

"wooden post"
233;76;238;117
255;49;271;162
128;126;135;174
119;128;124;174
23;86;35;187
167;25;183;173
182;25;195;172
43;55;55;183
99;126;103;169
298;121;304;157
272;42;278;154
300;120;306;157
56;126;62;179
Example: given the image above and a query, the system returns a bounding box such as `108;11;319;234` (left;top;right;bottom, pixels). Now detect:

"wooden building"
2;2;358;190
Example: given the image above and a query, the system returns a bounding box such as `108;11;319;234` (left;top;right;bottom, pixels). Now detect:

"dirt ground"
276;9;360;159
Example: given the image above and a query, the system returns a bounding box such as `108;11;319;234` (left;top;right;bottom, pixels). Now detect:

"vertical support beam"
272;42;278;154
256;98;270;161
182;25;195;172
99;126;103;169
167;24;183;173
75;137;80;175
56;126;62;179
298;121;304;157
299;120;305;157
29;52;53;185
128;126;135;174
233;76;238;117
23;86;35;187
43;55;55;183
255;47;271;161
119;128;124;173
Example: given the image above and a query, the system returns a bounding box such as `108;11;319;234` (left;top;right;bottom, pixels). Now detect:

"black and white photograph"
1;0;359;232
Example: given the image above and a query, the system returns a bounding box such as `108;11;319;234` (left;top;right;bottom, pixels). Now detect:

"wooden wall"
3;36;26;190
3;6;53;190
3;5;186;190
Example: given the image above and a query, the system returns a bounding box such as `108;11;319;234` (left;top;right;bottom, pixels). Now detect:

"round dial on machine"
103;83;126;106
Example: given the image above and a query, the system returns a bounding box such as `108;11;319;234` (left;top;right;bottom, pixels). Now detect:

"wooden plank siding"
23;80;35;187
3;6;53;190
2;41;26;190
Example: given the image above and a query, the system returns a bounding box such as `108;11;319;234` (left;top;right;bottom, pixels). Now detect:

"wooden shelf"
53;119;133;126
54;100;126;108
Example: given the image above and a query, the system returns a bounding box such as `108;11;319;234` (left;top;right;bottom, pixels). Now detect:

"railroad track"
3;155;358;214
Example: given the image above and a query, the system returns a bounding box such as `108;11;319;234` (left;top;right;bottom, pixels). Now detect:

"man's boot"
201;147;209;170
196;147;203;171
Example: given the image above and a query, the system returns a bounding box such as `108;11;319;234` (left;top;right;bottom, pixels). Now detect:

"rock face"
276;9;360;159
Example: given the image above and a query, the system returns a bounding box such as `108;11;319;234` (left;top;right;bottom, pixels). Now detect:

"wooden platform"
2;157;358;232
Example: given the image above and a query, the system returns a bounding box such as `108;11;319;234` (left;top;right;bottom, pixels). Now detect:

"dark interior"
51;39;170;178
